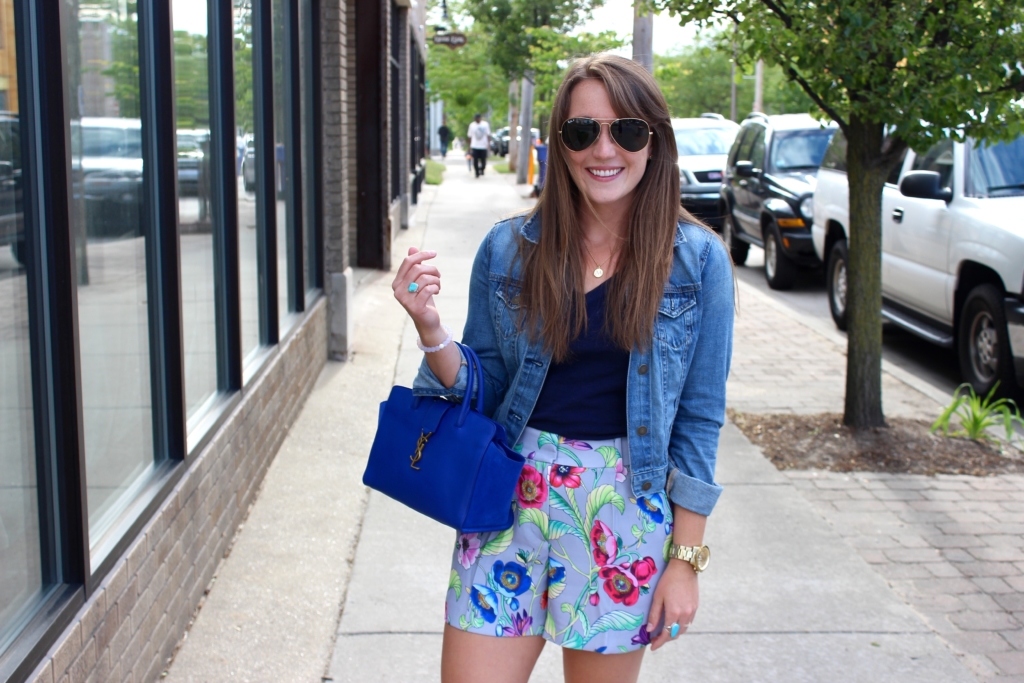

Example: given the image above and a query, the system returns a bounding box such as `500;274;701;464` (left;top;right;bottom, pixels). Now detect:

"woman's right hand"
393;247;444;342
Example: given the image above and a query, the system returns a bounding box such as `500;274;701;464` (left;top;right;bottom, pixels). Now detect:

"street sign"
432;32;467;49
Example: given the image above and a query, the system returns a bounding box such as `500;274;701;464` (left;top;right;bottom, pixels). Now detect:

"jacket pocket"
654;290;696;350
493;278;523;340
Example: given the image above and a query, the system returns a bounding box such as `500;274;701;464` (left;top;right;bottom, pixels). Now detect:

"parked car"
79;117;144;238
490;126;509;156
176;129;209;196
812;130;1024;395
720;112;837;289
242;143;256;192
673;113;739;228
0;112;24;263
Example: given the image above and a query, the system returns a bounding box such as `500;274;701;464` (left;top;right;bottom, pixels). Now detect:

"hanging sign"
432;32;467;49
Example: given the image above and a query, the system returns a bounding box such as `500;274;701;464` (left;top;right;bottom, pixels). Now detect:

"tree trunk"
505;79;516;171
632;3;653;73
516;74;535;185
843;115;889;429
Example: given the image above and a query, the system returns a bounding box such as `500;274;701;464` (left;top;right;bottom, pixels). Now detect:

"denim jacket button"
641;482;652;491
636;425;648;436
637;364;648;375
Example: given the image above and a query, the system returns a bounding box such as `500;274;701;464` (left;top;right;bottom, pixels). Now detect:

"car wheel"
826;240;848;331
722;212;749;265
958;284;1017;396
763;222;797;290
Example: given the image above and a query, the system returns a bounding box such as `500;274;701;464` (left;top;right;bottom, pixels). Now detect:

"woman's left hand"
646;559;698;651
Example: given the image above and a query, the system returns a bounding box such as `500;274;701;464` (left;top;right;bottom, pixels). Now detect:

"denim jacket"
412;212;734;516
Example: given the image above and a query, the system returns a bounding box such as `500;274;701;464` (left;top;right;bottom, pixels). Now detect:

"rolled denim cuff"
666;468;723;517
411;346;469;402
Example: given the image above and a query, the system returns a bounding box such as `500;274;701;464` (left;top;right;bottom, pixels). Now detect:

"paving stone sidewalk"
725;270;1024;680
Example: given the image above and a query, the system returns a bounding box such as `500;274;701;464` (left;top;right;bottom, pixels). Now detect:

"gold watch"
668;544;710;573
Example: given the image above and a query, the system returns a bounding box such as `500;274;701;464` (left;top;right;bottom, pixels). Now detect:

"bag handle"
454;342;485;427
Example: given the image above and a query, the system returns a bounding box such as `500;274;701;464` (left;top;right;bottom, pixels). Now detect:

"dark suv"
720;113;837;289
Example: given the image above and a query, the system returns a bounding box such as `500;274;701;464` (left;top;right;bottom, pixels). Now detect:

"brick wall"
26;300;328;683
344;0;358;268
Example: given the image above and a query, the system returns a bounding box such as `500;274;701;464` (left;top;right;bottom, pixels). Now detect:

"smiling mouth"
588;168;623;178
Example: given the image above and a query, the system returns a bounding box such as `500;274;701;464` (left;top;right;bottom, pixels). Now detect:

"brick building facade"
0;0;427;681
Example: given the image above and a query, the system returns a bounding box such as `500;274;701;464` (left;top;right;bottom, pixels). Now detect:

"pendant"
593;267;604;278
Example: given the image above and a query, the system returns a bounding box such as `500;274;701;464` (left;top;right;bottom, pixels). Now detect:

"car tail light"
777;218;805;228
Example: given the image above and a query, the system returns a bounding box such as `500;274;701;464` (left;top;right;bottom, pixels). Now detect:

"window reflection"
272;0;293;332
235;0;260;359
0;0;44;651
69;0;157;551
173;0;217;420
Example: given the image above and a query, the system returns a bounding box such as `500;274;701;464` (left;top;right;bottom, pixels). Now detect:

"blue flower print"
492;560;532;598
547;558;566;585
470;584;498;623
637;494;666;524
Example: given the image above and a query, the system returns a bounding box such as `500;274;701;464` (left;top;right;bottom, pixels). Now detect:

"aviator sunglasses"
559;117;653;153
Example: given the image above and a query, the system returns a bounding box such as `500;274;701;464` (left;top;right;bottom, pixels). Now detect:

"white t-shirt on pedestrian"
468;121;490;150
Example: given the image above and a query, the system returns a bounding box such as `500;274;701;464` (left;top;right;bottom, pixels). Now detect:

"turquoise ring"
669;623;680;638
408;282;419;293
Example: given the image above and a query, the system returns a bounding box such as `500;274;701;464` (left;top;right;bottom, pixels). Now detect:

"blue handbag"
362;343;525;533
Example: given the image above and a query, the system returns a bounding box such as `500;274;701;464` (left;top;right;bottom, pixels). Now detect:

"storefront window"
174;0;218;419
235;0;260;359
69;0;158;549
272;0;293;332
0;0;44;650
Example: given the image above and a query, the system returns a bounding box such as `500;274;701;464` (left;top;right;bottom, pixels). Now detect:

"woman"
393;54;733;683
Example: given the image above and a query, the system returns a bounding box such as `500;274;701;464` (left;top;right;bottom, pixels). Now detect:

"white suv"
812;131;1024;395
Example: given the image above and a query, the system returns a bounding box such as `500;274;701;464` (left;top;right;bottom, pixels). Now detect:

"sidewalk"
166;157;975;682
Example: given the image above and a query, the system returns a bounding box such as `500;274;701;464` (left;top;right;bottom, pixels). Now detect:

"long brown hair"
519;53;689;362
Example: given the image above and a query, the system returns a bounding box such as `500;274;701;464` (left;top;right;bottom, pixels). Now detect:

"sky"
573;0;703;56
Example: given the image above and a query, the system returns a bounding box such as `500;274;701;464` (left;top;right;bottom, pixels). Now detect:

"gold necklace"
581;240;613;278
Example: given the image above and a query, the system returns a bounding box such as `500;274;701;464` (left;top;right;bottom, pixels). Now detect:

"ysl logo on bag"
410;430;432;470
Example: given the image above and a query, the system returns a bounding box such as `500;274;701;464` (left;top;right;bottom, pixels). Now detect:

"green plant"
425;159;445;185
931;382;1024;443
492;162;511;174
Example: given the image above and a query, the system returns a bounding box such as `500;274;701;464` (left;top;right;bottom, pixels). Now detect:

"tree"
654;0;1024;428
653;32;812;119
426;25;510;145
174;31;210;129
103;0;141;118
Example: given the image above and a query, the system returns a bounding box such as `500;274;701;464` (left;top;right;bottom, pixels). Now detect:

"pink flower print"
614;459;626;483
517;464;548;509
456;533;482;569
590;520;618;566
549;464;586;489
631;557;658;587
599;564;640;606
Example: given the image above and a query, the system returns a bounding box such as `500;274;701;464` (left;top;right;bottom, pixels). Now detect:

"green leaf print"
480;527;514;556
547;578;566;599
547;520;574;541
537;431;559;449
448;570;462;601
584;485;626;532
562;630;587;649
518;508;549;539
549;488;585;537
584;611;646;643
560;601;577;623
459;615;470;630
663;535;673;562
545;612;557;639
596;445;620;468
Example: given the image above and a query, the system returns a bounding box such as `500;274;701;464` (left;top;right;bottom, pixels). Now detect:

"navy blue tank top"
527;279;630;440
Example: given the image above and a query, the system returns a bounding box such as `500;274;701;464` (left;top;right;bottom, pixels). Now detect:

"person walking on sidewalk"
438;122;451;158
393;53;733;683
467;113;490;177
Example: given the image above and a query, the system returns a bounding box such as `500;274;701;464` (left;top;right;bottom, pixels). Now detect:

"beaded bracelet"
417;325;453;353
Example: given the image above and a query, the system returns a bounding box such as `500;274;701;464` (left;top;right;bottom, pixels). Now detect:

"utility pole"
515;73;535;185
632;2;653;73
729;24;737;121
753;59;764;113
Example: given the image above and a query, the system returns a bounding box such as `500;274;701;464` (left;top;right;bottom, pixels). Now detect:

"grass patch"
425;159;445;185
492;162;512;174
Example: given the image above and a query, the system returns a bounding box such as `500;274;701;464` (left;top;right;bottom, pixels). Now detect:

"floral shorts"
445;427;674;653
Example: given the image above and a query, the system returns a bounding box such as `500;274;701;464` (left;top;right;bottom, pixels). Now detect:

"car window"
748;126;766;170
727;127;750;168
820;130;847;173
769;129;834;171
83;126;143;158
886;149;907;185
911;139;954;189
674;127;736;156
966;135;1024;198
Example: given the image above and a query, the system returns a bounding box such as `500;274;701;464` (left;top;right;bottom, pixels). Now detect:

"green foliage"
102;1;141;118
653;33;812;119
174;31;210;130
652;0;1024;150
528;27;624;129
234;3;255;135
492;162;512;173
931;383;1024;443
427;23;509;145
424;159;446;185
